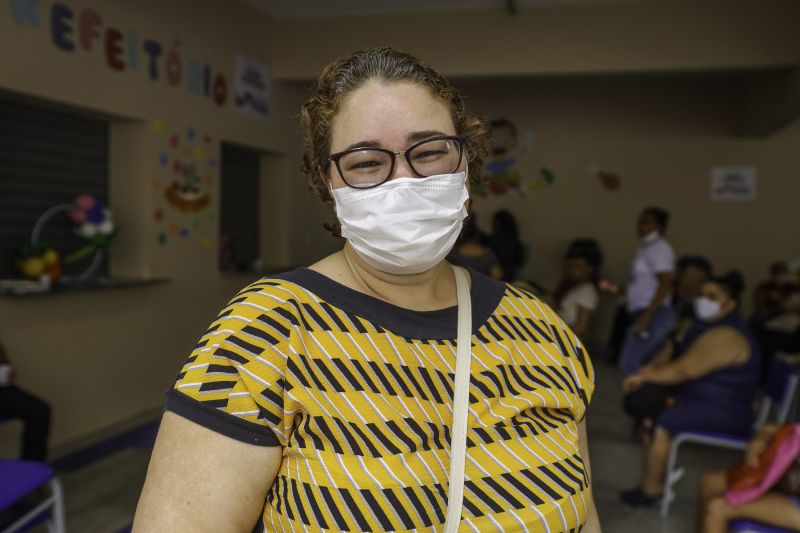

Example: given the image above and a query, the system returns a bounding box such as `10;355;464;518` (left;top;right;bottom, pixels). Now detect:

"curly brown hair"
300;47;490;237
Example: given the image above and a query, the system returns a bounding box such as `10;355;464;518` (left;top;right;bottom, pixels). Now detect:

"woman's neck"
312;243;462;311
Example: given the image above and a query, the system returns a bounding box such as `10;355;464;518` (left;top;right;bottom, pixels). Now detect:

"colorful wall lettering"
7;0;228;107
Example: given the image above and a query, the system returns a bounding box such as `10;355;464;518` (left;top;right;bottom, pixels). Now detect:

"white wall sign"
234;54;270;120
710;166;757;202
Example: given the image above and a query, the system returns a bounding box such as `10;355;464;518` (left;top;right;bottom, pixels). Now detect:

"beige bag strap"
443;265;472;533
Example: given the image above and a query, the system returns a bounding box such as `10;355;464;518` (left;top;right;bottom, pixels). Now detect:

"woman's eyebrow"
342;139;381;151
407;130;447;142
341;131;448;152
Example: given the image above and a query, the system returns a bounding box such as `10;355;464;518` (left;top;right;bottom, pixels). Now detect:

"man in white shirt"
619;207;677;375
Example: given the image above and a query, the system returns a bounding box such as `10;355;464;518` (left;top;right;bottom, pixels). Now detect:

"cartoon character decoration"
162;128;212;213
473;118;556;197
15;194;115;286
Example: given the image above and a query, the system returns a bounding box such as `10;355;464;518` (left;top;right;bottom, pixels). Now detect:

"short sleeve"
539;302;596;422
573;284;599;311
649;241;676;273
165;281;294;447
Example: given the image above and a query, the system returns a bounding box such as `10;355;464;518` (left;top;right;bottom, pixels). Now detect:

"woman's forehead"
331;81;454;150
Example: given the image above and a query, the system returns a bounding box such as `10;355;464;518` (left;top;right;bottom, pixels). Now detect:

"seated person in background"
552;239;602;340
447;215;503;279
620;271;761;507
754;287;800;382
623;256;709;437
696;423;800;533
0;341;51;461
674;255;713;328
753;261;797;324
488;209;525;282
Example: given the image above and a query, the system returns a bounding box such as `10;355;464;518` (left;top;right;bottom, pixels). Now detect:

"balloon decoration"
15;194;115;287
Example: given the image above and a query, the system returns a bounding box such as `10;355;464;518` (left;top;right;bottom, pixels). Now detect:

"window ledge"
0;277;171;298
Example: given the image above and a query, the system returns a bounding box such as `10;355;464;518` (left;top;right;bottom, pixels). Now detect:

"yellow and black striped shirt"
166;268;595;532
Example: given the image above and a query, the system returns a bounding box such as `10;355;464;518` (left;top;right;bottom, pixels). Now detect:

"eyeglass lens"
338;138;461;188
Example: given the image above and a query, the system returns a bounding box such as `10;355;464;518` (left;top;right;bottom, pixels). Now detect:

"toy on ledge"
5;194;115;294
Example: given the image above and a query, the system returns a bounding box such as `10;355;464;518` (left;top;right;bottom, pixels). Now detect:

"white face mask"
642;231;660;244
694;296;722;321
331;171;469;275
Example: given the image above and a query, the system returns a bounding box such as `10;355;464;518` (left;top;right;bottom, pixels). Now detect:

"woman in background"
618;207;677;375
553;239;602;340
447;215;503;279
621;272;761;507
488;209;525;282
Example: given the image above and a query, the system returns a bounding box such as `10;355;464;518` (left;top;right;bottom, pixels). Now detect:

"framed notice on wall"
710;166;757;202
234;54;271;120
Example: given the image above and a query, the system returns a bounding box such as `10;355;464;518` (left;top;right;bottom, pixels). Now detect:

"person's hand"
745;437;769;467
598;279;620;296
623;373;646;394
633;313;653;334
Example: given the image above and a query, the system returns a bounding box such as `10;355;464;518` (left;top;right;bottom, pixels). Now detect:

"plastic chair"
0;459;65;533
729;519;797;533
660;358;800;517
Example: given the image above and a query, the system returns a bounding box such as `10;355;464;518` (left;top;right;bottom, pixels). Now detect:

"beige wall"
269;0;800;80
0;0;305;451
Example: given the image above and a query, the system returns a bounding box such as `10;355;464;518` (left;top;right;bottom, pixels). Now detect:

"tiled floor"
11;357;744;532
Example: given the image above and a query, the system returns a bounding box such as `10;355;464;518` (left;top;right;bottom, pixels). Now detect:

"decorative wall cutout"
473;118;555;197
152;120;215;247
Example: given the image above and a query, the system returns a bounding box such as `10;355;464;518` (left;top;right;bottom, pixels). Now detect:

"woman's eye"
414;149;446;160
349;160;380;169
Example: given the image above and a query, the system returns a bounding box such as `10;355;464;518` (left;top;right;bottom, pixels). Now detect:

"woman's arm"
636;327;749;386
571;306;593;338
578;419;602;532
133;411;282;533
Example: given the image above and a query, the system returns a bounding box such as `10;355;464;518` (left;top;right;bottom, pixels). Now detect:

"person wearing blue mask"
135;48;600;532
620;271;761;507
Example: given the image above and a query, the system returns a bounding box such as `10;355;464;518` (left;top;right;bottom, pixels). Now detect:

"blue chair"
0;459;64;533
660;357;800;517
729;519;797;532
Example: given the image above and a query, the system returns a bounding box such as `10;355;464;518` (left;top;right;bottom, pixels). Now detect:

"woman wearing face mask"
620;271;761;507
618;207;677;375
134;48;600;532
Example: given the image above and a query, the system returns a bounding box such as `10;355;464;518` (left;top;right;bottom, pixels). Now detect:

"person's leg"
618;311;645;375
695;470;727;533
0;386;51;461
618;307;675;375
620;426;673;507
703;493;800;533
641;426;672;496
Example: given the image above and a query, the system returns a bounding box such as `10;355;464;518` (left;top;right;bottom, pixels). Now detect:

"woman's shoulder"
221;270;321;322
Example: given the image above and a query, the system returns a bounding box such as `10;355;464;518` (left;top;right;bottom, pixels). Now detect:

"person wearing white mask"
618;207;677;375
620;271;761;508
134;48;600;532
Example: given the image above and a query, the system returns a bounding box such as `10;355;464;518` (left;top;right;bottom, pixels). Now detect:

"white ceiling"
244;0;661;19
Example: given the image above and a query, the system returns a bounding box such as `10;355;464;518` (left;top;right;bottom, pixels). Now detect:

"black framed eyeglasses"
329;135;465;189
